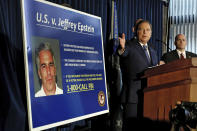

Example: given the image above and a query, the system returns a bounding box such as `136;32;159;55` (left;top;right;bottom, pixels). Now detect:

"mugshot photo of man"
32;36;63;97
35;43;63;97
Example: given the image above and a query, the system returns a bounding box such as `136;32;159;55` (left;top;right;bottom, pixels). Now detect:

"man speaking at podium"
160;34;197;64
118;20;158;129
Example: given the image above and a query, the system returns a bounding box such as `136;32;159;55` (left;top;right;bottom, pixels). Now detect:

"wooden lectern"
143;58;197;121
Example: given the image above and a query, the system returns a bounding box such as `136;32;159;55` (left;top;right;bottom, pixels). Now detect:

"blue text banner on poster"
21;0;109;130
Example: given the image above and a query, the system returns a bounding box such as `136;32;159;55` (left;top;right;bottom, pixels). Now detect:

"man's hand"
159;60;165;65
119;33;126;49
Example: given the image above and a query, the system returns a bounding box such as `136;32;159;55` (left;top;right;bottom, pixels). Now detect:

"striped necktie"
142;45;151;64
180;53;185;59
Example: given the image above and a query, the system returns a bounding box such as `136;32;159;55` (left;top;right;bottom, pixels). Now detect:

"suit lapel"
173;50;180;59
186;51;191;59
149;47;155;65
186;52;189;58
135;42;150;65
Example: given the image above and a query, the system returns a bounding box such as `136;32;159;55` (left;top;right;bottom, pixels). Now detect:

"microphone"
156;39;172;51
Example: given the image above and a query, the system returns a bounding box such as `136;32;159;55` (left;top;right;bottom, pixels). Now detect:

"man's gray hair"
35;42;56;71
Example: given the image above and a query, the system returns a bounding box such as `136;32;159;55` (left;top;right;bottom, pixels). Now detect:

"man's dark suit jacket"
119;40;158;115
161;50;197;64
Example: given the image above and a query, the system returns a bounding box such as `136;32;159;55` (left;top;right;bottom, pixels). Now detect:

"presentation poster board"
21;0;109;130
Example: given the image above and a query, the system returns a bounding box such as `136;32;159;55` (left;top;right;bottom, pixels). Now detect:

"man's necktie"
143;45;151;64
180;53;185;59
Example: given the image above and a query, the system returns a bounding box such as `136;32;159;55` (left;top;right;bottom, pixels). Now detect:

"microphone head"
155;39;172;51
155;39;162;42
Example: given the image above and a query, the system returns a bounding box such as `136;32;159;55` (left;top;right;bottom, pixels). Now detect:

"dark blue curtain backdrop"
117;0;163;60
0;0;164;130
0;0;27;131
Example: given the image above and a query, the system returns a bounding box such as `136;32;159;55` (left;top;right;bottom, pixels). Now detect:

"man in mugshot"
35;43;63;97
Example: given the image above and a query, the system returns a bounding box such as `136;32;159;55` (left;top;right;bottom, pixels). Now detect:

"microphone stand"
156;39;172;52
